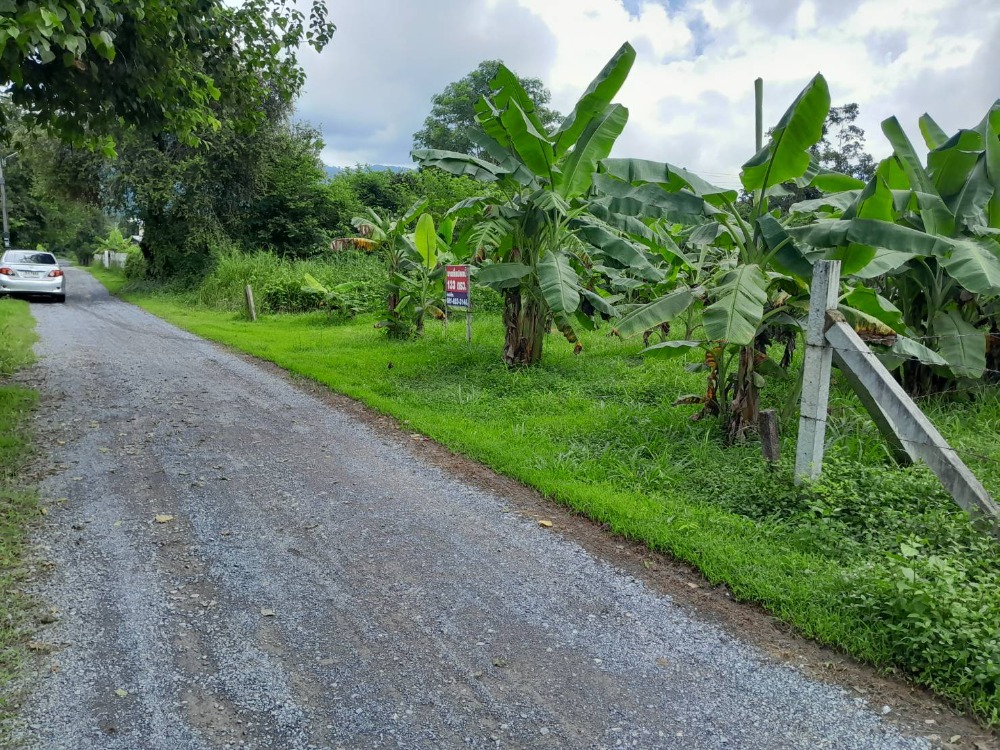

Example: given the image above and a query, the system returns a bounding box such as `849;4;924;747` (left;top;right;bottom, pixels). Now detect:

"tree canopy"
0;0;335;146
412;60;561;160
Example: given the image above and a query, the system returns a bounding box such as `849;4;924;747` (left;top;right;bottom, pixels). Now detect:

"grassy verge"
84;264;127;295
0;297;39;722
90;268;1000;726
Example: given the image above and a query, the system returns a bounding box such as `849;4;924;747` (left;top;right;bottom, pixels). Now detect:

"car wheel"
55;294;66;304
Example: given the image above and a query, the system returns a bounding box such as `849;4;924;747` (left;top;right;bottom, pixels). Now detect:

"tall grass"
0;297;38;730
196;249;386;314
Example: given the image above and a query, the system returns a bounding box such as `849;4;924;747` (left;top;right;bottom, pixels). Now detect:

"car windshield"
3;251;57;265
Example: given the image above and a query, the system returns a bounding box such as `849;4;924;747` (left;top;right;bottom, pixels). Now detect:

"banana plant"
606;73;861;441
412;42;642;366
788;101;1000;394
392;213;447;336
351;199;429;338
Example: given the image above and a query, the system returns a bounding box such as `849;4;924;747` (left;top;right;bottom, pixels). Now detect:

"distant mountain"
323;164;411;179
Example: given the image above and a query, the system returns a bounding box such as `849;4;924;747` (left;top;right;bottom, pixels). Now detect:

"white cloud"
297;0;1000;185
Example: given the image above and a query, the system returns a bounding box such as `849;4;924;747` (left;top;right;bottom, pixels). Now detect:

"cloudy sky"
295;0;1000;188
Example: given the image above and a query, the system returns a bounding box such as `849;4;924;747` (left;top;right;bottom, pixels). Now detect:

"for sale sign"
445;264;470;308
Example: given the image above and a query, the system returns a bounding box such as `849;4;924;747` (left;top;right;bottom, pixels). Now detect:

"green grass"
85;264;127;295
0;297;39;724
88;271;1000;725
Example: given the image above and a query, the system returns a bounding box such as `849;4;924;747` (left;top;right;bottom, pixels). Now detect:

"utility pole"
0;153;17;249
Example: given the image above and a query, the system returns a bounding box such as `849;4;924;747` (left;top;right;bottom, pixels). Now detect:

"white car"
0;250;66;303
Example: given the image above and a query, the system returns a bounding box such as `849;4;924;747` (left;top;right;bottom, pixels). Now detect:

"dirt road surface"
4;268;958;749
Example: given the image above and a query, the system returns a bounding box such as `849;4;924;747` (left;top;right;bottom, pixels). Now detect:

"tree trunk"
502;289;545;367
726;345;761;444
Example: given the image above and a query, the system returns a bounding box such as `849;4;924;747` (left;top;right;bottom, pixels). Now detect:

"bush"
123;247;147;280
195;249;386;316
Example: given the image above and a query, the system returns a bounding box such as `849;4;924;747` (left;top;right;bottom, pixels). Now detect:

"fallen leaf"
39;507;48;516
114;688;128;698
260;608;276;617
950;737;961;744
655;657;670;668
154;514;174;524
538;520;553;528
98;447;109;453
71;477;83;482
113;520;123;528
492;658;508;668
27;641;54;653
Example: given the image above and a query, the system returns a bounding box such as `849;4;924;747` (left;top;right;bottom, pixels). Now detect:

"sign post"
445;265;472;343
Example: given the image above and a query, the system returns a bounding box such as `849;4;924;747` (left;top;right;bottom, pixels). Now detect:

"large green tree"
0;0;334;145
413;60;562;160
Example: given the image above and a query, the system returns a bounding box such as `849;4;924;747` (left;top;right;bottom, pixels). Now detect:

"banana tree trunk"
502;290;545;367
726;345;761;444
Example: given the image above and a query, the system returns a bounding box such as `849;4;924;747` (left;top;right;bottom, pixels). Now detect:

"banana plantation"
346;41;1000;446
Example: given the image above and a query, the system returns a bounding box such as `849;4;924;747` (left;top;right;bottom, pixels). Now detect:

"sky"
295;0;1000;189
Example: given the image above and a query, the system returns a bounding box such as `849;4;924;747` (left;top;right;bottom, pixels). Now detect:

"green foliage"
0;118;109;255
300;274;363;319
413;60;562;159
789;100;1000;394
0;0;334;147
106;102;338;277
194;249;384;316
414;42;640;366
0;298;38;731
326;167;492;237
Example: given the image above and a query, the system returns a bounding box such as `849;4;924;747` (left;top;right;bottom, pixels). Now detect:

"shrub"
195;249;386;316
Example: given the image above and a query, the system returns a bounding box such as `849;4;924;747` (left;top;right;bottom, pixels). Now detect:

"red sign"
445;265;470;308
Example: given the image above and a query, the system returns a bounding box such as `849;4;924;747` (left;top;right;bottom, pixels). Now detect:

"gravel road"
7;267;935;749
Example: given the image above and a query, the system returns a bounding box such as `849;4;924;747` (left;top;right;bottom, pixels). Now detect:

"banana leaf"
927;129;982;201
741;73;830;193
881;116;939;197
789;190;860;216
556;103;628;198
757;214;812;280
841;287;906;333
474;262;532;288
641;340;701;358
411;149;507;182
537;251;580;314
613;287;698;338
552;42;636;157
932;308;986;378
703;264;768;345
599;158;737;206
490;65;548;135
918;113;949;150
939;238;1000;295
414;213;437;269
579;288;620;318
499;99;555;180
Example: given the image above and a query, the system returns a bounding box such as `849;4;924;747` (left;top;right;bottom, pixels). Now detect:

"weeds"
0;298;38;726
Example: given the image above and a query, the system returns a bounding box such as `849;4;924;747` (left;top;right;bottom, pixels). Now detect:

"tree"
0;110;108;257
413;60;562;160
104;81;340;277
0;0;334;146
415;43;645;367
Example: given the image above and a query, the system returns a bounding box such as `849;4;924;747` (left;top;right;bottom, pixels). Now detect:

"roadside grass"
84;264;127;296
90;270;1000;726
0;297;39;723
